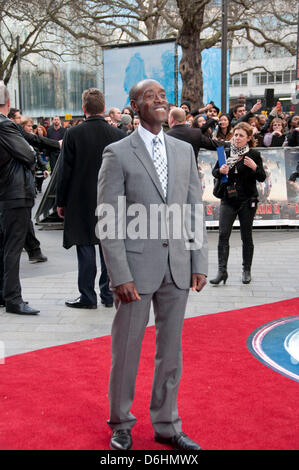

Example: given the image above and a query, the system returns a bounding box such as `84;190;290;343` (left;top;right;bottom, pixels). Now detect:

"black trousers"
24;218;41;257
218;198;257;270
49;152;59;173
35;176;45;192
0;207;31;304
76;244;112;306
0;214;3;302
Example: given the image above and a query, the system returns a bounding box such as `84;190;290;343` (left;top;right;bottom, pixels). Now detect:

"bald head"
129;79;161;102
168;107;187;128
0;81;10;115
108;107;122;123
0;81;9;103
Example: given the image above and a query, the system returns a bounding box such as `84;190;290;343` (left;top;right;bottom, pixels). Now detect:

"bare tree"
57;0;297;108
0;0;297;109
0;0;101;84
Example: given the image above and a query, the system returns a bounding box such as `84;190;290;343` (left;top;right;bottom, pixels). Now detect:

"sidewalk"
1;217;299;357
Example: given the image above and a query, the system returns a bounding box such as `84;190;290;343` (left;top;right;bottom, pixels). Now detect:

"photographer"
210;122;266;286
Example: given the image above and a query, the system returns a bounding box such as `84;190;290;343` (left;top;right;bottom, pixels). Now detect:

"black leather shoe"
65;297;97;309
0;299;28;307
101;300;113;308
6;302;40;315
29;252;48;263
155;432;201;450
110;429;132;450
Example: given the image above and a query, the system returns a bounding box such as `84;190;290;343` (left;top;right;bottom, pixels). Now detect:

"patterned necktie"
152;136;168;198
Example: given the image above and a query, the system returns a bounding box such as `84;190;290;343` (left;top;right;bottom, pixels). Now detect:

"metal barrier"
198;147;299;227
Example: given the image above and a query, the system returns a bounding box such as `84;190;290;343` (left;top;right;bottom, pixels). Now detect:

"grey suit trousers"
107;262;189;437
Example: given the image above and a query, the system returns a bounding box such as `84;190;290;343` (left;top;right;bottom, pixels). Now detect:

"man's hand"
57;206;65;219
115;282;141;303
192;274;207;292
58;139;63;148
250;100;262;114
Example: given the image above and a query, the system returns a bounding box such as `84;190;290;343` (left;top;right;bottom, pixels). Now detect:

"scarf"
226;142;249;168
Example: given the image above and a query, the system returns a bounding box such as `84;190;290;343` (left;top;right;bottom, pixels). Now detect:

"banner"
103;40;229;112
198;147;299;227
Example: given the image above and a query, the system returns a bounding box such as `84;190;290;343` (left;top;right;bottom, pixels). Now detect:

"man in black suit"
56;88;124;309
167;107;219;163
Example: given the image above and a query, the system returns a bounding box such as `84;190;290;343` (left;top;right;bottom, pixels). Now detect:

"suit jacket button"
162;242;168;247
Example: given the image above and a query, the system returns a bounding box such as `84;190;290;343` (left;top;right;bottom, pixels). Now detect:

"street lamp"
221;0;228;114
17;36;22;113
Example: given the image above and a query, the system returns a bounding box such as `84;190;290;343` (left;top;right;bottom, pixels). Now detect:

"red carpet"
0;298;299;450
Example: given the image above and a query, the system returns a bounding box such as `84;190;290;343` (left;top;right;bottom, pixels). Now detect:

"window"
21;67;98;115
253;70;296;86
253;45;292;59
260;73;268;84
275;71;283;83
229;73;248;87
231;47;249;61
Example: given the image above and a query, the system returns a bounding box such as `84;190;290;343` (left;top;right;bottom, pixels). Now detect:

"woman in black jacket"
210;122;266;285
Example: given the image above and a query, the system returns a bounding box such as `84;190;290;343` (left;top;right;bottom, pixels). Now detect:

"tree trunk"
176;0;206;110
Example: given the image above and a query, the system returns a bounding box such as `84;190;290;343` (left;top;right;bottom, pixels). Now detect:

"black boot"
210;270;228;285
242;270;251;284
242;244;253;284
210;245;229;285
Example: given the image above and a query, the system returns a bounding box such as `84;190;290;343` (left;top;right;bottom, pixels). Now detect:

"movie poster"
198;147;299;227
284;147;299;223
254;148;289;225
198;150;220;227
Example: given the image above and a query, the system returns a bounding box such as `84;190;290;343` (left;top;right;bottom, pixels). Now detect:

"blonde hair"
20;115;33;128
269;117;285;133
233;121;256;147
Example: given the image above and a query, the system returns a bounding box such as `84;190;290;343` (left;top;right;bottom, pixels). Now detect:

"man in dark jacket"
167;107;219;162
8;107;62;263
230;100;262;127
46;115;66;172
0;84;40;314
56;88;124;309
287;128;299;147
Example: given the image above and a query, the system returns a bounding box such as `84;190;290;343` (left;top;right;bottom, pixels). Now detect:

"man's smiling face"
131;80;168;134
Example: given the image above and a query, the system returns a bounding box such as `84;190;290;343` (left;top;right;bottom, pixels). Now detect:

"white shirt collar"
138;123;165;147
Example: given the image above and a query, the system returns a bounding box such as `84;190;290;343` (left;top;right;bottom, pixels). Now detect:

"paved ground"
0;191;299;358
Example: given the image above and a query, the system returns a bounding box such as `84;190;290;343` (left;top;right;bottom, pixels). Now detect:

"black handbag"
213;178;227;199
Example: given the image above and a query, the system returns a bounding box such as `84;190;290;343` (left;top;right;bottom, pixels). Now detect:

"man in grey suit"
97;79;208;451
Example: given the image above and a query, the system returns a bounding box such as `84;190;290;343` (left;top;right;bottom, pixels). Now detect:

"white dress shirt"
137;124;168;165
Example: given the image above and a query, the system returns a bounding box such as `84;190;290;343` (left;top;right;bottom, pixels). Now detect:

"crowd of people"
99;98;299;150
7;97;298;199
0;78;299;451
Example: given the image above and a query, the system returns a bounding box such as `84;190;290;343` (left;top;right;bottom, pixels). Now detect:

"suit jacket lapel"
130;130;166;202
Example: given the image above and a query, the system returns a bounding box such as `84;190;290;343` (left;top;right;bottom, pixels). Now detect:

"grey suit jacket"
97;129;208;294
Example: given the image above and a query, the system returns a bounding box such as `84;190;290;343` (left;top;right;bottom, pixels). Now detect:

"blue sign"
247;316;299;382
103;41;229;111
